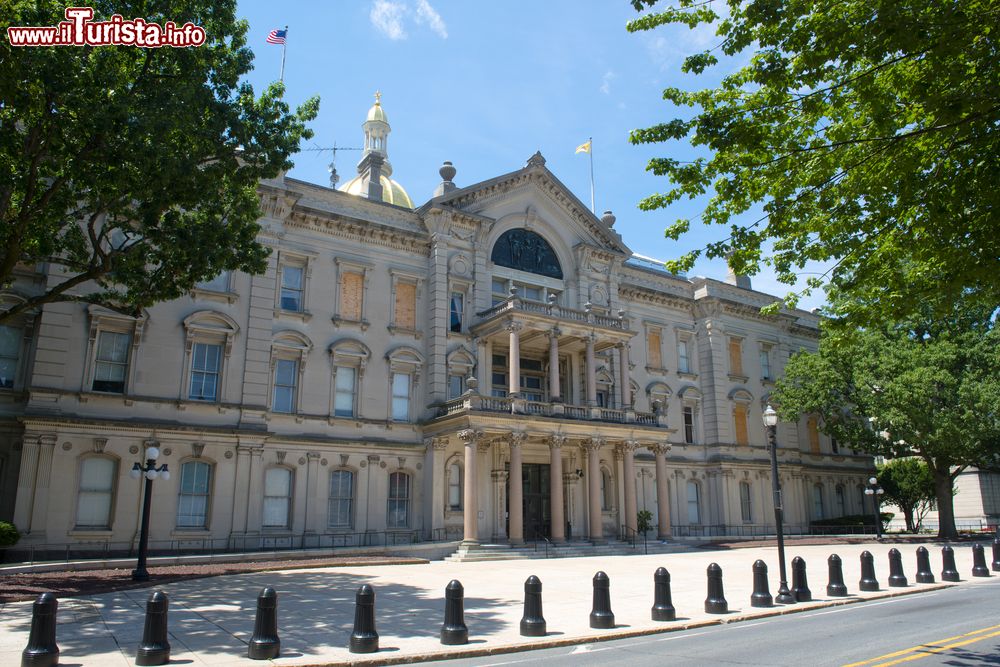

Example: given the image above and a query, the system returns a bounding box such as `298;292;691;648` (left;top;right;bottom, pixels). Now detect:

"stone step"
444;540;690;562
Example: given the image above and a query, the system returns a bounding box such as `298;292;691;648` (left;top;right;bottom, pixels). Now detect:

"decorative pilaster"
427;437;448;539
304;452;321;535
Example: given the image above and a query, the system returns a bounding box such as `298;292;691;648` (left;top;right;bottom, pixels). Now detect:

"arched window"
76;456;118;529
491;229;563;279
328;469;355;529
387;472;411;528
687;480;701;525
263;468;293;528
177;461;213;528
812;484;825;520
447;462;462;510
739;481;753;523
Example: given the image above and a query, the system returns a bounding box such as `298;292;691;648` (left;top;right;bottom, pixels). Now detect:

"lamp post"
763;405;794;604
130;442;170;581
864;476;885;540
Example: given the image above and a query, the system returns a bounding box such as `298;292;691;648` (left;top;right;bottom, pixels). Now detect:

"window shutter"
808;417;821;454
729;338;743;375
395;282;416;329
647;331;662;368
734;404;749;445
341;272;364;321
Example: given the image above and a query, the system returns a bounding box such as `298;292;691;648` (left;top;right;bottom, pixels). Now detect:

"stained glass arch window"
491;229;563;279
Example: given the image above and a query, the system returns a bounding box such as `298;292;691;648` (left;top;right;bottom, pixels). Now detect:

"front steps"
443;539;692;562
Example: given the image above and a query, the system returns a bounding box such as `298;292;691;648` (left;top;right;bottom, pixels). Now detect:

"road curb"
294;582;959;666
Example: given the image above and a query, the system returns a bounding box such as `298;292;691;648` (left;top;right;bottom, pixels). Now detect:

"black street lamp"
763;405;795;605
130;442;169;581
864;476;885;540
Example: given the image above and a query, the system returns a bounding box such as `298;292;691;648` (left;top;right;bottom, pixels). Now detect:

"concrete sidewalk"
0;541;994;666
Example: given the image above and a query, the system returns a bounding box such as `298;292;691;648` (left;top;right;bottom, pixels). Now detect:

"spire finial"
374;90;382;105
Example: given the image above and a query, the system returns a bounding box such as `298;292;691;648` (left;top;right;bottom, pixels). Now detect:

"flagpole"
588;136;595;213
279;25;288;82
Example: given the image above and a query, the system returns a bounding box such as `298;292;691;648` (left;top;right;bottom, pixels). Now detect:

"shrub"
637;510;654;535
0;521;20;548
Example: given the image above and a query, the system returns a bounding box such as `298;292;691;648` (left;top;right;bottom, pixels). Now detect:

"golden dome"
367;90;388;123
341;173;414;209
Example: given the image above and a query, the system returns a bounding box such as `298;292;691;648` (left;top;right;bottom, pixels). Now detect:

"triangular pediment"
417;153;631;257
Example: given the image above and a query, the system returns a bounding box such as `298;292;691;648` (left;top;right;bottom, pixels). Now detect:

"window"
393;280;417;330
728;337;744;376
686;481;701;525
601;468;613;511
831;437;840;454
759;343;773;380
328;470;354;528
272;359;298;413
835;485;846;518
0;325;19;389
197;270;230;292
677;336;691;374
387;471;410;528
807;417;821;454
93;331;131;393
391;373;411;421
647;327;663;369
448;462;462;510
812;484;825;520
177;461;212;528
733;404;750;446
189;343;222;401
76;457;117;528
448;374;464;400
491;353;507;397
449;292;464;333
739;482;753;523
340;270;364;322
334;366;356;417
280;265;304;312
520;357;544;402
263;468;292;528
683;406;695;444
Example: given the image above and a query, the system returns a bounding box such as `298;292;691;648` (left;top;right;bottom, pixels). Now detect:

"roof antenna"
303;141;363;188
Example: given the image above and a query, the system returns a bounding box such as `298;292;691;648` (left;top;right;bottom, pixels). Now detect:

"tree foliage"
877;458;936;533
0;0;319;324
627;0;1000;324
772;304;1000;538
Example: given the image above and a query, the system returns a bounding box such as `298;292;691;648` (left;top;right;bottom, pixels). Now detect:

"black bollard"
915;546;935;583
941;545;960;582
971;544;990;578
704;563;728;614
859;550;879;591
826;554;848;597
248;587;280;660
791;557;811;602
348;584;379;653
520;575;546;637
751;560;773;608
136;591;170;666
441;580;469;645
21;592;59;667
651;567;676;621
992;538;1000;572
589;571;615;629
887;548;908;587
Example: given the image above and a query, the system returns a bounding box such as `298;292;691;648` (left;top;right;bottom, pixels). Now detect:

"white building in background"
0;95;879;555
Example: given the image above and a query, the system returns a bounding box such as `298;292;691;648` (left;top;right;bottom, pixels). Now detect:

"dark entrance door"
507;463;551;539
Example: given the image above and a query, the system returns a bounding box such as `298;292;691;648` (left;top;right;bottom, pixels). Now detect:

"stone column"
303;452;321;537
618;344;631;408
548;434;566;543
508;432;525;544
245;448;265;536
459;429;483;545
12;436;38;533
427;437;448;539
583;438;605;543
620;441;638;535
507;322;522;397
548;329;561;401
585;334;597;406
230;444;254;541
651;443;672;539
28;435;55;534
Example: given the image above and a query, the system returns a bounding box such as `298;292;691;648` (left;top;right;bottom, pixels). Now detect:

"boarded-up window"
394;282;416;329
340;272;364;321
808;417;821;454
647;329;662;368
734;404;749;445
729;338;743;376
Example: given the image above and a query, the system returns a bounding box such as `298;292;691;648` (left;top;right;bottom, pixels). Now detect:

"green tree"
877;458;936;533
626;0;1000;324
0;0;319;324
773;306;1000;539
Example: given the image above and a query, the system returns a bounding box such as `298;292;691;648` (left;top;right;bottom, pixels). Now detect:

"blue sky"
236;0;825;310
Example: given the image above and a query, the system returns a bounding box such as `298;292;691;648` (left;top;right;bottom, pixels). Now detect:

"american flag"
266;28;287;45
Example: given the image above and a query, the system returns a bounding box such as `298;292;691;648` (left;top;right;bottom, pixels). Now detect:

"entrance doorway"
507;463;551;539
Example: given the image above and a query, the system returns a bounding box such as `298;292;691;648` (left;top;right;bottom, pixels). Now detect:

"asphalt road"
427;579;1000;667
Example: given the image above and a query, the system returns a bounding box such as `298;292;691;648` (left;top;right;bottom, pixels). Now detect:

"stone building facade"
0;96;875;554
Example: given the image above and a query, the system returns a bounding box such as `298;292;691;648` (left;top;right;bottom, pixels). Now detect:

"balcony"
437;392;666;427
476;296;629;331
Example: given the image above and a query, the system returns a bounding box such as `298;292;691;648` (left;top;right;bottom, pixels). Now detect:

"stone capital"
507;431;527;448
425;436;449;451
648;442;672;456
504;320;524;334
458;428;484;444
581;437;605;452
547;433;568;450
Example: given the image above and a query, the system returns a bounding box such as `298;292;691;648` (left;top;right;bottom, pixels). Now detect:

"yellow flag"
575;139;592;154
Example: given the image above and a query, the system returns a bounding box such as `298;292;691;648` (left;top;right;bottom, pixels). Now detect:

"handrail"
620;524;647;555
529;530;552;559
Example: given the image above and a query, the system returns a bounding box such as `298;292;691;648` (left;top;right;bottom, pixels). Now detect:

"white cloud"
414;0;448;39
370;0;407;40
600;70;616;95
